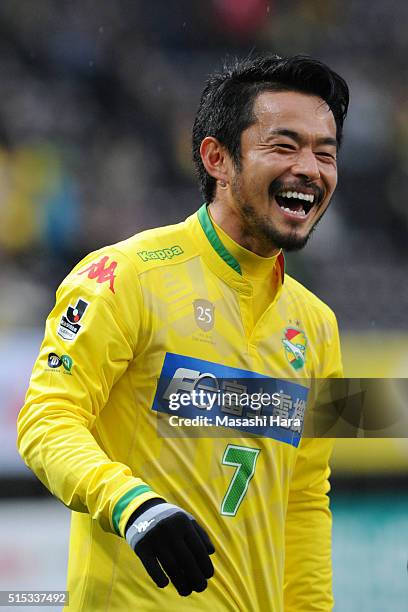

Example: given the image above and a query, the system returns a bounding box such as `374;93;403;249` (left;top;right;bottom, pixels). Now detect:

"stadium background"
0;1;407;610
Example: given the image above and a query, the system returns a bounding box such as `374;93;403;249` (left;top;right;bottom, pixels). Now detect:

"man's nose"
291;149;320;182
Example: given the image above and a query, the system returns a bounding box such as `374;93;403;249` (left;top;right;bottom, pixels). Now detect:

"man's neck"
210;213;279;280
208;200;280;258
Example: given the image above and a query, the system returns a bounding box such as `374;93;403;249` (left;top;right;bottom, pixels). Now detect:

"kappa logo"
137;245;183;262
78;255;117;293
282;328;307;370
134;518;155;533
57;298;89;341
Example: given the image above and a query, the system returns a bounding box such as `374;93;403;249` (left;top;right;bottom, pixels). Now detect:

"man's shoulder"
59;215;199;296
112;216;198;271
284;273;337;323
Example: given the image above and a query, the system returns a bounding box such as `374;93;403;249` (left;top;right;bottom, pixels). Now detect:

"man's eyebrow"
266;129;337;148
267;128;300;141
315;136;337;148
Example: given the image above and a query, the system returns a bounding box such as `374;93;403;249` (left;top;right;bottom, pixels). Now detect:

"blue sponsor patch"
152;353;309;448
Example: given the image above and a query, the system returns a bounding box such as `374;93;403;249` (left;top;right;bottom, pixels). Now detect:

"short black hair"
192;54;349;203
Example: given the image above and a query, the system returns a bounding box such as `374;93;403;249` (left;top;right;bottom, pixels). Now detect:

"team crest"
282;327;307;370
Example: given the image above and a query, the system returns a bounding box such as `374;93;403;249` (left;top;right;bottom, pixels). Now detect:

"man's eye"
316;151;336;160
276;143;296;150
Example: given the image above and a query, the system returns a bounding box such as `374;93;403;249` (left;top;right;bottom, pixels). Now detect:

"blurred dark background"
0;0;407;330
0;2;407;609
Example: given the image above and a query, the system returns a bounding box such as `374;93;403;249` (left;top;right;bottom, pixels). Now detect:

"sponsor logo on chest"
152;353;309;448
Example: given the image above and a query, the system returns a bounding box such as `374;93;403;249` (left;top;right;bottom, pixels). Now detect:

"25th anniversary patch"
57;298;89;341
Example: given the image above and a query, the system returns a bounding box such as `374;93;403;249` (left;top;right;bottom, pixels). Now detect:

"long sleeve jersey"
17;204;342;611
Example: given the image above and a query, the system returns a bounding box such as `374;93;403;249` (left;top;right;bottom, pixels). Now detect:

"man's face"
229;90;338;252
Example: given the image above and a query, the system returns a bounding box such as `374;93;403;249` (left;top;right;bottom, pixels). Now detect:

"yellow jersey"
17;204;342;611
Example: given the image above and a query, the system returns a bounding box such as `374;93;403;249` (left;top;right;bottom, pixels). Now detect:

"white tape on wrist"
125;503;194;550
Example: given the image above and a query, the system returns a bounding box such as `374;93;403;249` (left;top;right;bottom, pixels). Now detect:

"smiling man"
18;55;349;611
209;91;337;252
195;63;343;258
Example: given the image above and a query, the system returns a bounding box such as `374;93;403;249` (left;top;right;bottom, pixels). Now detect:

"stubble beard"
240;202;317;252
231;176;325;253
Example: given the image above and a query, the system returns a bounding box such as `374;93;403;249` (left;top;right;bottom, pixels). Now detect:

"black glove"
125;498;215;597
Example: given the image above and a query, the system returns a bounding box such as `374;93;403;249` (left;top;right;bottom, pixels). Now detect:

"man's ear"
200;137;231;185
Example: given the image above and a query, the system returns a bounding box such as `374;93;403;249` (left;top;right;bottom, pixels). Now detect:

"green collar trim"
277;252;285;282
197;204;242;275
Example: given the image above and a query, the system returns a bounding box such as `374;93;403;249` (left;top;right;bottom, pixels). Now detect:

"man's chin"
263;227;312;252
277;234;310;252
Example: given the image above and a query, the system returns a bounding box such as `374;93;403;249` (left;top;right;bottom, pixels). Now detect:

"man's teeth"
280;206;306;216
277;191;315;203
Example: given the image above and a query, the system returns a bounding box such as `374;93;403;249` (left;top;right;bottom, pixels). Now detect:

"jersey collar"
189;204;285;293
197;204;242;274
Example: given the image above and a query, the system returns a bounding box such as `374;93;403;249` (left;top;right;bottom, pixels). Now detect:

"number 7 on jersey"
221;444;261;516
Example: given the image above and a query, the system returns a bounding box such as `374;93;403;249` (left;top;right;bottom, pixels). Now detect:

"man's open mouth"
274;190;316;217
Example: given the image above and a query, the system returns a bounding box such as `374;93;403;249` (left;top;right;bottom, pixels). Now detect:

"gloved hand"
125;498;215;597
